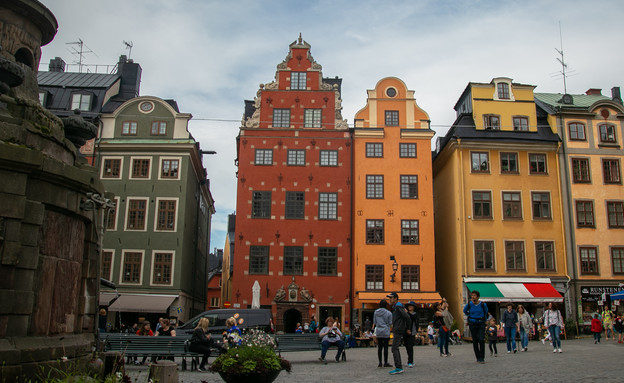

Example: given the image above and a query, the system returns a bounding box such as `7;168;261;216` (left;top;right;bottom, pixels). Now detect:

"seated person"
223;317;242;348
295;323;303;333
318;317;345;363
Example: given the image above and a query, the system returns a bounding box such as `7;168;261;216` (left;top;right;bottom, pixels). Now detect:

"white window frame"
158;156;182;180
150;250;175;287
101;156;124;179
119;249;145;285
101;249;115;281
71;93;92;111
129;156;153;180
154;197;179;232
124;197;149;232
105;196;120;231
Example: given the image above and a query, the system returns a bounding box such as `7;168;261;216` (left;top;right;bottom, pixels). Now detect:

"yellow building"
353;77;440;325
535;88;624;327
433;78;568;331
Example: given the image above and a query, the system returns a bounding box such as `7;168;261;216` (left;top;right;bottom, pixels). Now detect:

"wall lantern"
390;256;399;283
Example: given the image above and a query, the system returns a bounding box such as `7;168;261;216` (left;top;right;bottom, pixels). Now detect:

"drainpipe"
457;139;469;335
348;128;354;329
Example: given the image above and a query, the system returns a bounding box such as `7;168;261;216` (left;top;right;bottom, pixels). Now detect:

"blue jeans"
520;328;529;349
438;328;449;355
505;326;517;352
548;325;561;349
320;340;344;360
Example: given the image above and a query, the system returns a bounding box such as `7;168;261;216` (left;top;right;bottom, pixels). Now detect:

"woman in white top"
543;302;564;353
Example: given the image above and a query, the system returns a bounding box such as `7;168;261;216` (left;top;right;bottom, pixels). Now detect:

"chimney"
611;87;622;105
48;57;65;72
585;88;602;96
117;55;141;99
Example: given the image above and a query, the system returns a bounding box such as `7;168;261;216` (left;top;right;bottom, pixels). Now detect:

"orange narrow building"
353;78;440;325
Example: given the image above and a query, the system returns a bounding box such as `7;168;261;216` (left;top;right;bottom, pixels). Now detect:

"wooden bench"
275;333;346;361
101;333;219;370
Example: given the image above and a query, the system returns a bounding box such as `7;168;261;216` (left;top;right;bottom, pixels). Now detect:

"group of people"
590;305;624;344
295;315;319;334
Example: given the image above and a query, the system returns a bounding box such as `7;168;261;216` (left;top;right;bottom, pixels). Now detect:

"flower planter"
218;369;281;383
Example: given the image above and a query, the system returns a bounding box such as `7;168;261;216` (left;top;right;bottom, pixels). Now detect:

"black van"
178;309;272;335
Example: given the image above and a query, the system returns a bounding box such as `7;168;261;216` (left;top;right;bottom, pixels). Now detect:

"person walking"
404;301;418;367
440;299;454;356
463;290;488;364
517;305;531;352
387;292;410;375
544;302;564;353
502;303;518;354
486;318;498;357
373;299;393;368
591;313;603;344
309;316;318;333
602;305;614;341
432;302;446;357
614;313;624;343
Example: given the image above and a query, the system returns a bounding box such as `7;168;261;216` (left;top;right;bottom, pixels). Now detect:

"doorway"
283;308;302;333
319;306;342;328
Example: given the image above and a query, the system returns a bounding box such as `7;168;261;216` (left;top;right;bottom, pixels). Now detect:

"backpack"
467;301;488;322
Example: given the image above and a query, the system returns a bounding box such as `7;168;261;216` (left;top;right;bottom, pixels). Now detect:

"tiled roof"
534;92;609;111
37;71;119;88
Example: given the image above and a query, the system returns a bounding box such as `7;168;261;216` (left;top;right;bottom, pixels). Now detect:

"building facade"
353;77;440;325
535;88;624;327
98;95;215;327
433;78;568;331
233;37;352;332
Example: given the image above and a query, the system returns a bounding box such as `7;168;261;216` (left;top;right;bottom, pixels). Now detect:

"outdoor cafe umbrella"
610;290;624;300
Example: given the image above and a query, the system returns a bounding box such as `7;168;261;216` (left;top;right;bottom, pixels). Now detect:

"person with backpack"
463;290;488;364
387;292;410;375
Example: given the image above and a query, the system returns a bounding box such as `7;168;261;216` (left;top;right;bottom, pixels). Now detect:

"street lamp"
390;256;398;283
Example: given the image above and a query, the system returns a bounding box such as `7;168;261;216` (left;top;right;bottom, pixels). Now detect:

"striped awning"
465;282;562;302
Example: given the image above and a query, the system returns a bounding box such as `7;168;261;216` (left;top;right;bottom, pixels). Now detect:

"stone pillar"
149;360;179;383
0;1;106;381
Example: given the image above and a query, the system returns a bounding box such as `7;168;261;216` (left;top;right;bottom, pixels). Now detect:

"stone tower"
0;1;108;380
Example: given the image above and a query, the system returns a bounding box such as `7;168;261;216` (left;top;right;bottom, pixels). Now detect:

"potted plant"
209;329;291;383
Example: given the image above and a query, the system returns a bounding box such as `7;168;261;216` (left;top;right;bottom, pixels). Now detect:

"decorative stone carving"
264;81;278;90
287;280;298;302
0;45;25;95
274;285;286;302
300;287;312;302
320;82;333;91
61;109;97;149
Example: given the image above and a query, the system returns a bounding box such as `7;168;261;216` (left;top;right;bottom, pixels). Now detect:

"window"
513;116;529;131
401;220;419;244
287;149;305;166
497;83;510;99
255;149;273;165
366;143;383;157
612;247;624;274
505;241;525;271
161;159;179;179
249;246;269;274
475;241;495;270
366;219;384;244
599;124;616;143
365;265;384;290
484;115;500;130
284;246;303;275
607;201;624;228
318;247;337;276
290;72;306;90
131;158;150;178
318;193;337;220
529;153;547;174
399;143;417;158
532;192;551;220
71;93;91;111
385;110;399;126
103;158;121;178
252;191;271;218
105;198;118;230
473;191;492;219
366;175;384;199
273;109;290;127
126;199;147;230
285;191;305;219
575;200;594;227
122;252;142;284
39;92;46;106
101;251;113;280
401;265;420;291
156;199;176;231
320;150;338;166
210;297;220;307
536;241;555;271
151;121;167;135
603;159;621;184
152;252;173;285
571;158;590;183
500;152;518;173
580;247;599;275
400;175;418;199
121;121;137;135
471;152;489;172
502;192;522;219
568;122;586;141
304;109;321;128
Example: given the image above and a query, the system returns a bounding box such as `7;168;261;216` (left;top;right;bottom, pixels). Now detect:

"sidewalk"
125;337;623;382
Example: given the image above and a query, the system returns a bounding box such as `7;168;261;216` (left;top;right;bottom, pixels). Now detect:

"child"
427;322;435;345
591;314;603;344
614;313;624;344
295;322;303;333
487;318;498;357
224;317;242;348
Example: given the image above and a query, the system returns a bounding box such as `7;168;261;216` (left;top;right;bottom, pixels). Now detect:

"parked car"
178;309;272;335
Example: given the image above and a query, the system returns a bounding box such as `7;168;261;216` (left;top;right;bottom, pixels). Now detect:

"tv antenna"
553;22;573;94
123;40;133;59
66;38;97;73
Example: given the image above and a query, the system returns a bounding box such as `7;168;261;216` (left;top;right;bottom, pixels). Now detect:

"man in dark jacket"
387;292;410;375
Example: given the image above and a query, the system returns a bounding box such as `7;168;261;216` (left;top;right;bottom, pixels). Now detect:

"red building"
233;36;352;332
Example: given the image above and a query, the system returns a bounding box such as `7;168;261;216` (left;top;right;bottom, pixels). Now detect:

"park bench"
275;333;346;361
101;333;220;370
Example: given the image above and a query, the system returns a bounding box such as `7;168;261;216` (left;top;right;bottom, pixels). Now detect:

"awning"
610;290;624;300
357;291;442;304
108;294;178;313
465;281;562;303
99;292;119;306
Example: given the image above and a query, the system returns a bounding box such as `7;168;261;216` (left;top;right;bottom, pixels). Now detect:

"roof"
38;71;120;88
534;92;610;114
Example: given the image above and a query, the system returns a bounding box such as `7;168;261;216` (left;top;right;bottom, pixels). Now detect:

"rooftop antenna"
123;40;133;59
555;22;568;94
66;38;97;73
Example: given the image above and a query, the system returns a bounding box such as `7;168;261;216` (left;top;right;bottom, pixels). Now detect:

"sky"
37;0;624;250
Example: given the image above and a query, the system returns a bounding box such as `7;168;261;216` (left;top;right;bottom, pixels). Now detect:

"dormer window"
497;83;510;99
484;115;500;130
599;124;617;144
71;93;91;111
513;116;529;131
39;92;47;107
291;72;307;90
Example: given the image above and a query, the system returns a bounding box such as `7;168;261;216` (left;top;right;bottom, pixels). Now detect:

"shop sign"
580;286;620;302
